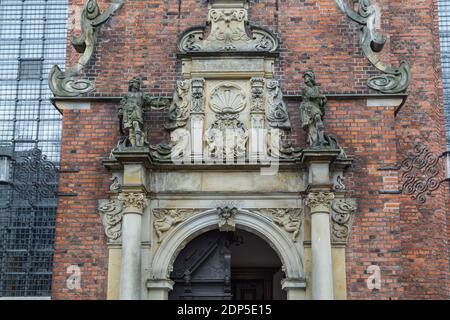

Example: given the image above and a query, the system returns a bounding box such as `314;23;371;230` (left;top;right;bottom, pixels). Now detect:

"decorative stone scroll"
330;199;356;244
48;0;123;96
178;0;278;53
98;199;123;242
266;80;291;129
335;0;411;93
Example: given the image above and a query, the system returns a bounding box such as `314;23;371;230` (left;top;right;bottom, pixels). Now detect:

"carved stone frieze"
48;0;123;96
266;80;291;129
178;1;278;53
330;199;356;244
98;199;124;242
335;0;411;93
153;209;195;243
170;128;191;161
305;192;335;213
217;206;238;232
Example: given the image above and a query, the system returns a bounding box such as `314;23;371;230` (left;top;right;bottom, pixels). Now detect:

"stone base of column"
147;279;175;300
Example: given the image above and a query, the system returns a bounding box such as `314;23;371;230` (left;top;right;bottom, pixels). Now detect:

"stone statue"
299;70;328;147
118;77;168;148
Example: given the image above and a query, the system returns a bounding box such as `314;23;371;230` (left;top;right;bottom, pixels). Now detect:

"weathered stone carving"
191;78;206;113
270;208;303;242
205;115;248;159
330;199;356;244
205;82;248;159
333;175;346;191
178;0;278;53
165;80;191;130
266;80;291;129
109;176;121;192
305;192;335;212
117;192;146;212
300;70;328;147
149;142;173;161
250;78;265;113
217;206;238;232
118;77;170;148
98;199;123;241
267;128;302;160
170;128;191;161
48;0;123;96
335;0;411;93
153;209;190;242
209;83;246;114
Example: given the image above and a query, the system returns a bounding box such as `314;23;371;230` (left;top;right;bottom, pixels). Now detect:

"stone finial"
305;192;335;213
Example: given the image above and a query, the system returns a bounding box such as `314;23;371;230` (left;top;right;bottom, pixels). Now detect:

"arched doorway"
168;229;286;300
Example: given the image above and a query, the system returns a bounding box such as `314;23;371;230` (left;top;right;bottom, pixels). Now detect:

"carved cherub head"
128;77;142;92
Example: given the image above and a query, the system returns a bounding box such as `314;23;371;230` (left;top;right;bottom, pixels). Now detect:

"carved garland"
48;0;123;97
335;0;411;93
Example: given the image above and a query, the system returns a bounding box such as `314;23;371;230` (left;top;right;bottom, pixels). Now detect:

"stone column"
306;192;335;300
191;114;204;163
118;192;147;300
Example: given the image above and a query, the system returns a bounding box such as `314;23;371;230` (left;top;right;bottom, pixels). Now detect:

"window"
0;0;67;297
438;0;450;150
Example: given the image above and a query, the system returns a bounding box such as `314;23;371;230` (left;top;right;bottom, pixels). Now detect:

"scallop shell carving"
209;83;246;114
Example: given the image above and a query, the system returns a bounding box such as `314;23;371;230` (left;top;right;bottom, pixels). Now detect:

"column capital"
305;192;335;213
118;192;147;214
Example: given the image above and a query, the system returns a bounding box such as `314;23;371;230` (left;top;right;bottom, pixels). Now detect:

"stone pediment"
178;0;278;54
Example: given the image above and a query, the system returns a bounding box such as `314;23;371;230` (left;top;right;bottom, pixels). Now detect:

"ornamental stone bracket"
330;198;357;245
98;198;124;243
335;0;411;93
48;0;123;97
98;192;147;244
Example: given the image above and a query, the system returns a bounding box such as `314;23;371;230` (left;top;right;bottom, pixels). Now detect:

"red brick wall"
52;0;449;299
